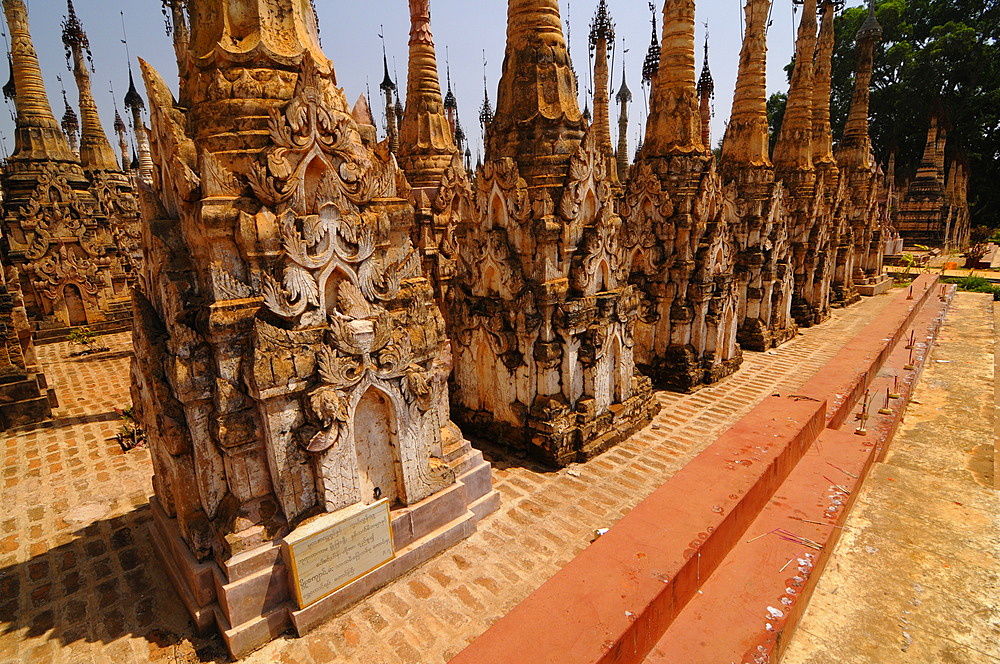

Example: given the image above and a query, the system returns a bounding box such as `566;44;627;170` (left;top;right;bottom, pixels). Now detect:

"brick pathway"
0;294;897;664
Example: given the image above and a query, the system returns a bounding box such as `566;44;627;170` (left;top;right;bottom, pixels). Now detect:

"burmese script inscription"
286;500;394;608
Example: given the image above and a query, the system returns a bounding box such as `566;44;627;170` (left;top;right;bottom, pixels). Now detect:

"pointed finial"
697;25;714;101
857;0;882;41
120;9;144;115
379;25;395;92
444;47;457;111
61;0;91;71
641;2;659;85
479;50;493;127
60;88;78;137
124;69;144;113
616;41;631;105
589;0;615;49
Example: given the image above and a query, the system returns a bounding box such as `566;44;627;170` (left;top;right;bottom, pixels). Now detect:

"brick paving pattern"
0;294;895;664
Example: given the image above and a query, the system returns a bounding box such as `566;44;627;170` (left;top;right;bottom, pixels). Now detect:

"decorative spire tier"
133;0;497;656
61;0;120;172
643;0;704;157
488;0;584;187
720;0;772;177
182;0;330;171
60;89;79;154
398;0;458;190
641;5;659;86
697;32;714;150
773;0;818;180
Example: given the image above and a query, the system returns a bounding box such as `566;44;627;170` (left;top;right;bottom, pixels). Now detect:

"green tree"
767;92;788;153
830;0;1000;227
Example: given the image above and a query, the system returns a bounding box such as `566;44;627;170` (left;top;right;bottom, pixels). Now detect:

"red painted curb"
645;284;951;663
450;277;943;664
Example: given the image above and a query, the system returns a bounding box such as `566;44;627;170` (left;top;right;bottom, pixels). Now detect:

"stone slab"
855;273;893;296
290;509;477;635
285;500;394;610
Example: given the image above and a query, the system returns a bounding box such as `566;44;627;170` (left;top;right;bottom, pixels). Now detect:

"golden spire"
1;0;77;163
488;0;584;185
837;0;881;169
812;0;837;170
398;0;457;190
589;0;616;177
643;0;704;157
62;0;120;172
773;0;817;175
720;0;772;174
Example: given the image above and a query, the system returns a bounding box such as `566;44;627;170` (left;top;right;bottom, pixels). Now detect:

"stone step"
643;280;951;663
449;275;948;664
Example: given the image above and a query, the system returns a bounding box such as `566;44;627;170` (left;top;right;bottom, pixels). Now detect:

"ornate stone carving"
1;0;137;337
134;2;496;656
0;261;54;429
450;3;656;465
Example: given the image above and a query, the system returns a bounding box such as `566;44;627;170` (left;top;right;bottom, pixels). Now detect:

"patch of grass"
941;274;1000;300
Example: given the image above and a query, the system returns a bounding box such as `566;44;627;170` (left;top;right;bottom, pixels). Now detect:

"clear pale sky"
0;0;864;165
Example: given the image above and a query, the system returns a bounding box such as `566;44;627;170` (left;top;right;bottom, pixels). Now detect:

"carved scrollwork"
255;60;420;330
28;245;103;301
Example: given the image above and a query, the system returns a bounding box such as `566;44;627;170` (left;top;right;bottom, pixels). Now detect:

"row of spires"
379;0;878;196
1;0;152;182
2;0;880;206
378;0;720;183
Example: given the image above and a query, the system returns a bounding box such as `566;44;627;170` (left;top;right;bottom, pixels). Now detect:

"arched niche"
353;386;403;506
63;283;88;327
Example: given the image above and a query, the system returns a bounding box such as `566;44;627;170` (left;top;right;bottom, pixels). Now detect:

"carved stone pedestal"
0;263;56;429
0;372;55;428
855;273;892;297
640;344;743;394
150;438;497;658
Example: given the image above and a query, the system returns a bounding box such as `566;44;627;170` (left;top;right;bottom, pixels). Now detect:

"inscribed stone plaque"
285;499;394;608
